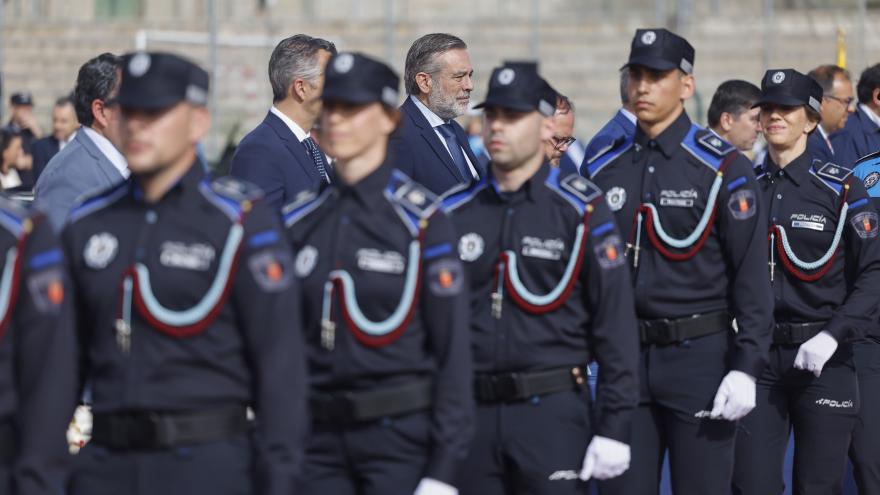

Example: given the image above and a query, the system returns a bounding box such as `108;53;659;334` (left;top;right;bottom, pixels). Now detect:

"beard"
427;83;469;121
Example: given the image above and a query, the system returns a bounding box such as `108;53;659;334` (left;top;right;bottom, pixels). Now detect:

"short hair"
857;63;880;104
0;128;21;156
808;65;851;94
55;93;75;108
73;53;122;127
268;34;337;102
556;93;574;114
619;67;630;105
404;33;467;95
707;79;761;128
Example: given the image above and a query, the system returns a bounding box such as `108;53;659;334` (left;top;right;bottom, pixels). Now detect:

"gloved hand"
794;330;838;377
579;435;631;481
413;477;458;495
710;370;756;421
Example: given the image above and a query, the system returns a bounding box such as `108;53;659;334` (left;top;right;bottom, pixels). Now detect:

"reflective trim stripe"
643;173;724;249
131;223;244;335
329;240;421;341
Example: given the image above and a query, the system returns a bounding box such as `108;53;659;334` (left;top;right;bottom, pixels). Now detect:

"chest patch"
357;249;406;274
790;214;827;232
458;233;485;262
521;236;565;261
84;232;118;269
606;187;627;212
295;245;318;277
659;189;698;208
159;241;216;271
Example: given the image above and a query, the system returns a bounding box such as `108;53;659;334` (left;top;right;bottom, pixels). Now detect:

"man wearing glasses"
543;93;578;168
830;63;880;168
807;65;856;163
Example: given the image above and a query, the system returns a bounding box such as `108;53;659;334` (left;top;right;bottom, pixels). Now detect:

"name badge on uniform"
790;213;826;232
659;189;698;208
356;249;405;275
159;241;216;271
521;236;565;261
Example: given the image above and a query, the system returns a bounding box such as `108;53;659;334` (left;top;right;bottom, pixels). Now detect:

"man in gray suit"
35;53;127;231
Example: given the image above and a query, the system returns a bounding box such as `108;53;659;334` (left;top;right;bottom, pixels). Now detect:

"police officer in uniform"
442;63;639;494
0;197;77;493
849;149;880;494
585;29;774;494
282;52;473;495
732;69;880;494
62;52;307;495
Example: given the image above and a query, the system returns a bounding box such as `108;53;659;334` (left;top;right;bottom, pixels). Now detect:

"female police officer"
732;69;880;494
282;52;473;495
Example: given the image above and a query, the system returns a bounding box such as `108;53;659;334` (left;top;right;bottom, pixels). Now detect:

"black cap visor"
622;56;680;72
752;92;809;110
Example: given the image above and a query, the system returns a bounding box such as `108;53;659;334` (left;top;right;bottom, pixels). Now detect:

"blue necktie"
436;123;472;181
303;137;329;183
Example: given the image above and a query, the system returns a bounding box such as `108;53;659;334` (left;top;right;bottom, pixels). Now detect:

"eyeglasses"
824;94;855;107
552;135;576;150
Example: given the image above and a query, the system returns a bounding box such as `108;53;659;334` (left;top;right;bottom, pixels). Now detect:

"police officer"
735;69;880;494
62;52;307;495
441;63;639;494
850;150;880;494
282;52;473;495
0;196;77;493
585;29;774;494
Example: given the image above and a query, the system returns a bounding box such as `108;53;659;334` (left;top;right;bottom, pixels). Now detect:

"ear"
415;72;433;95
719;112;734;132
190;107;211;143
872;88;880;107
91;99;109;129
289;79;308;102
679;73;696;101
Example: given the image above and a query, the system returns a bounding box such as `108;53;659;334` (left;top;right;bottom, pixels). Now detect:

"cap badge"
772;71;786;84
128;53;151;78
497;68;515;86
641;31;657;45
334;53;354;74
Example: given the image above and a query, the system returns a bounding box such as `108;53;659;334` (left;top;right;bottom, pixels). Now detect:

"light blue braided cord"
775;203;848;270
643;174;724;249
503;224;585;306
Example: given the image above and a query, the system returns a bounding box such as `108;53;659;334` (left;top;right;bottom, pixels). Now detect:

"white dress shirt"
82;126;129;178
410;96;478;179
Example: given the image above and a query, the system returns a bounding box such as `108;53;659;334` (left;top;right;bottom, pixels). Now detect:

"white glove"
413;478;458;495
710;370;756;421
794;331;838;377
579;435;631;481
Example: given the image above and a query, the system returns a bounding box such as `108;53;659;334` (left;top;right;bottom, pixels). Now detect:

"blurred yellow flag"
837;28;847;69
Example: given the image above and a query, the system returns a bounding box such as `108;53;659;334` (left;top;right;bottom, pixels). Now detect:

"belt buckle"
493;373;520;401
654;319;675;345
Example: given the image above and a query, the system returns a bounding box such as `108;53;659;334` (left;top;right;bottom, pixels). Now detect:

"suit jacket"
31;136;61;183
830;107;880;169
807;130;835;164
389;97;484;195
34;128;125;232
230;111;327;213
580;109;637;175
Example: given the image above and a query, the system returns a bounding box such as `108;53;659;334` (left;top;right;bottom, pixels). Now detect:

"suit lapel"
264;112;321;183
402;98;464;182
76;130;123;182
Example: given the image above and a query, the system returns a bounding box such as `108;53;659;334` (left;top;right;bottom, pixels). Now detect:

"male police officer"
443;63;639;495
62;52;307;495
0;194;77;493
585;29;773;494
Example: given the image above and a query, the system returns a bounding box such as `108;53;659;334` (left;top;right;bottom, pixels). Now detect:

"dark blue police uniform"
580;109;637;176
0;196;77;495
283;52;473;495
587;29;774;495
445;63;639;495
63;52;307;495
732;69;880;494
844;150;880;494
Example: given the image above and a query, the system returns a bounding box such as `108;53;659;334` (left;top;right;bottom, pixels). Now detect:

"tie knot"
437;122;456;138
303;136;318;150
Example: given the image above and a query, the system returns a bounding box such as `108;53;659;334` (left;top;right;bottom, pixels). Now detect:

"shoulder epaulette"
67;180;130;225
681;126;736;171
0;194;31;238
815;161;853;183
584;134;632;179
282;188;330;228
385;170;439;235
545;167;602;215
439;177;487;213
210;176;265;203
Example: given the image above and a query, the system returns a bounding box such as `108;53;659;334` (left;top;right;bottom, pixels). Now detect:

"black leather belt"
0;422;16;464
311;379;433;425
773;321;826;345
474;366;586;404
639;311;730;345
92;406;249;450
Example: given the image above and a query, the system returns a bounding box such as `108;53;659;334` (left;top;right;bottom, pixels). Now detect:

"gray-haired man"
389;33;484;195
231;34;336;211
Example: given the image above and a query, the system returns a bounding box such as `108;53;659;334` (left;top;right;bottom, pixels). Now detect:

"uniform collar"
633;110;691;159
336;159;394;209
763;149;812;186
131;160;207;203
487;161;550;204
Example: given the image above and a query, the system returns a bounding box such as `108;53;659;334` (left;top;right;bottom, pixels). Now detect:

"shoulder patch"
560;174;602;204
696;131;736;156
0;194;29;238
585;135;632;178
856;150;880;167
210;176;265;203
816;162;853;183
387;170;439;220
440;178;486;213
282;188;330;228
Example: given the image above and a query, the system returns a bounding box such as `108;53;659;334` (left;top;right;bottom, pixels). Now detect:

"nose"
463;74;474;92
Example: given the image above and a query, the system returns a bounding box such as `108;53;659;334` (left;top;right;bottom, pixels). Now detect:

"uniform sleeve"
230;200;308;495
418;209;474;485
13;217;78;495
581;197;639;443
716;153;774;378
826;179;880;340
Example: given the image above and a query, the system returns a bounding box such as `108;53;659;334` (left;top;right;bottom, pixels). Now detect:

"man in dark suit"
831;63;880;168
389;33;483;195
805;65;856;164
231;34;336;211
32;95;79;183
581;69;638;170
